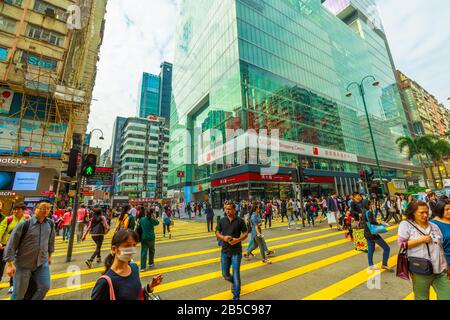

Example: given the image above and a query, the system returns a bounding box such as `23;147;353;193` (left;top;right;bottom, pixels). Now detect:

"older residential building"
397;70;450;138
0;0;107;199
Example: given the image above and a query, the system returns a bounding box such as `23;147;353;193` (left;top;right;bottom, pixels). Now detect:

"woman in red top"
62;208;73;242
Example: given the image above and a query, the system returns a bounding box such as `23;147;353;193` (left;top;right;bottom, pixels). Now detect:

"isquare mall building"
168;0;423;204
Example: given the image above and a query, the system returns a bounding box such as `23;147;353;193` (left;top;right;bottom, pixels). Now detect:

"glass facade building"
137;72;160;118
159;62;173;120
169;0;421;202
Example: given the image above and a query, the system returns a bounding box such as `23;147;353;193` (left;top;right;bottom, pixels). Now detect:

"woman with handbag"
362;201;391;271
397;201;450;300
91;230;163;300
84;208;110;268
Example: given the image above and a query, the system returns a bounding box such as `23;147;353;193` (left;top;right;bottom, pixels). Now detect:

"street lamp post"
346;76;385;195
66;129;104;262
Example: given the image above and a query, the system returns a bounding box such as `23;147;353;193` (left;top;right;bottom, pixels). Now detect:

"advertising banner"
0;88;14;114
0;117;67;157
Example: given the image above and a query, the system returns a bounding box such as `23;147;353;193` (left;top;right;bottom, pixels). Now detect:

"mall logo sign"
0;158;29;166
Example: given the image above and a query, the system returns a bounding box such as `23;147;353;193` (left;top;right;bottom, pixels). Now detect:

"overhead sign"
85;167;113;186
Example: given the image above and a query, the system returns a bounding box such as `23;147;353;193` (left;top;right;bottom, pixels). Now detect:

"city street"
0;217;430;301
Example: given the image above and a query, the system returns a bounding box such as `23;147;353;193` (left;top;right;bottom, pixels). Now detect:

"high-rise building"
137;72;160;118
137;62;173;120
118;116;169;199
100;148;111;167
158;62;173;120
0;0;107;201
110;116;127;194
169;0;422;203
397;70;450;137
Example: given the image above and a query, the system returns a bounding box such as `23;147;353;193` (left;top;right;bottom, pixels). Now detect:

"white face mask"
117;247;137;262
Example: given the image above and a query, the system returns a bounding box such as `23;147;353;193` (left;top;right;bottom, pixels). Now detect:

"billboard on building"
0;117;67;157
0;88;14;115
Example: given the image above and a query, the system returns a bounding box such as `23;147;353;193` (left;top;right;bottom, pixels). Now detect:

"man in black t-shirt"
216;201;248;301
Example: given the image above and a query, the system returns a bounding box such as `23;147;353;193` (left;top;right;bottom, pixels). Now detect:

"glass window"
0;15;17;33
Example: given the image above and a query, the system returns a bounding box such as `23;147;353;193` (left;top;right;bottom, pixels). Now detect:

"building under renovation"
0;0;107;207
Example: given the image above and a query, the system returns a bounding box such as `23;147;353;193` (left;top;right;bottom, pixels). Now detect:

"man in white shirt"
129;204;137;219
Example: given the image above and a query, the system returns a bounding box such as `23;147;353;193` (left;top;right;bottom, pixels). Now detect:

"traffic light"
62;148;79;178
81;154;97;178
359;171;367;182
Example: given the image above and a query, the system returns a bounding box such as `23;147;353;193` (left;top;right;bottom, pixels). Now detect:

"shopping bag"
326;212;337;224
353;229;368;252
396;242;410;280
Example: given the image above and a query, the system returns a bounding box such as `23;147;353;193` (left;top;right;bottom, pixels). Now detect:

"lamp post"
66;128;104;262
346;75;385;195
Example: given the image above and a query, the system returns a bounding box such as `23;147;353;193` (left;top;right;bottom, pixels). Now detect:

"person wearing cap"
0;203;31;294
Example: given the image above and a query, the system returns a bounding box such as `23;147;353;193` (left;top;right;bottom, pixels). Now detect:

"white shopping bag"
326;212;337;224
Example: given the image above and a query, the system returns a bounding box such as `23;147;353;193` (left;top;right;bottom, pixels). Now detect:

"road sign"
85;167;113;186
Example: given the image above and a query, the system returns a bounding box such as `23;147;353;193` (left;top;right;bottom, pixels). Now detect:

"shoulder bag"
406;221;433;275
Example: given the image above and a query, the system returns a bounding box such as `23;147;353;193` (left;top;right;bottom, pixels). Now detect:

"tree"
396;135;436;188
430;139;450;179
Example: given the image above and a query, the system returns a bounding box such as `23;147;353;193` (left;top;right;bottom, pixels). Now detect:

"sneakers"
85;260;93;269
368;265;380;271
8;286;13;294
168;233;172;239
149;264;155;268
244;253;254;260
262;259;272;264
266;250;275;257
295;227;302;230
97;257;102;264
287;227;292;230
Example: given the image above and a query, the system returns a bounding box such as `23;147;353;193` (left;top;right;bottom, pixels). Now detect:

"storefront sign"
303;176;335;184
211;173;293;188
0;191;16;196
0;158;29;166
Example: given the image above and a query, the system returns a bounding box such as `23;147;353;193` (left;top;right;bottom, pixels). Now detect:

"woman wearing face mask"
91;230;163;300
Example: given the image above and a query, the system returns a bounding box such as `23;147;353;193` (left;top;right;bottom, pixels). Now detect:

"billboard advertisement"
13;172;40;191
0;88;14;115
0;172;15;190
0;117;67;157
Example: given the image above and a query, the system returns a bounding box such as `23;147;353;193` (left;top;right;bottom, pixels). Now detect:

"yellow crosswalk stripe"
404;289;437;300
302;255;398;300
0;226;337;289
201;236;398;300
1;228;351;298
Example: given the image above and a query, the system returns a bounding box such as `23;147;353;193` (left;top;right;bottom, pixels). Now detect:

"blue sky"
89;0;450;152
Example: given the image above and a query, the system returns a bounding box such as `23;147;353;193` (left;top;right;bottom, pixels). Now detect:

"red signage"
211;173;293;187
304;176;335;184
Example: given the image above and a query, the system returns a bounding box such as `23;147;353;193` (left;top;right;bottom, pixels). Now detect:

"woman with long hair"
431;200;450;280
116;205;131;232
83;208;110;268
91;230;163;300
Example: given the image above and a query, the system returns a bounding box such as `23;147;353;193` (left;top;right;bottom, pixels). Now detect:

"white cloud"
89;0;450;154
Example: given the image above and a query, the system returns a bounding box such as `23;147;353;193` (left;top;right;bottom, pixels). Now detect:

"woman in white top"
398;201;450;300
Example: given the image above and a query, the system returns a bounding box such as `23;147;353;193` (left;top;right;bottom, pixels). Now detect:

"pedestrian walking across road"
245;209;272;264
361;201;391;271
61;208;72;242
83;208;110;269
138;209;160;271
0;203;31;295
76;205;89;244
397;201;450;300
216;201;248;301
206;203;215;233
431;201;450;274
162;207;172;239
116;205;134;232
91;230;163;300
287;199;300;230
4;201;55;300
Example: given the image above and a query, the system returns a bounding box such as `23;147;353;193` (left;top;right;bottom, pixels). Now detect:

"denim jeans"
12;262;51;300
288;214;298;229
221;253;242;300
141;239;156;269
248;236;267;260
89;235;104;262
246;236;268;252
307;213;315;226
367;238;390;267
62;226;71;241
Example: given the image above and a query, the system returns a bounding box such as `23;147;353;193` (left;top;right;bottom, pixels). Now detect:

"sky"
88;0;450;153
